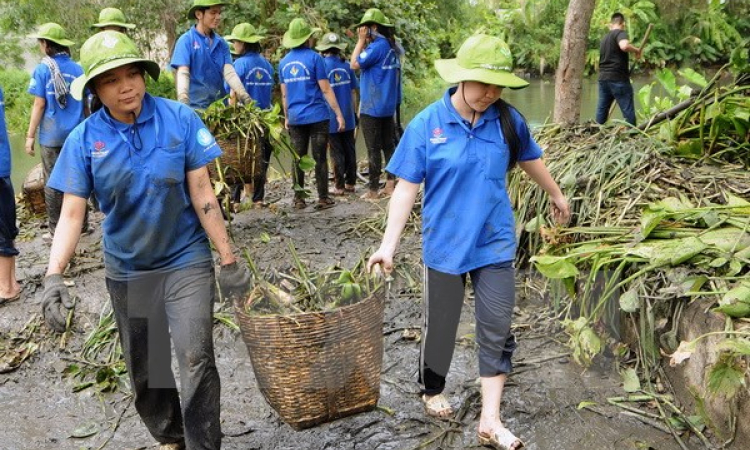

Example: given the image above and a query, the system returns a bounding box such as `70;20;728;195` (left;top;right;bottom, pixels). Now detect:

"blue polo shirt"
27;54;86;147
323;55;358;133
278;47;329;126
386;88;543;275
48;94;222;280
357;36;400;118
232;52;274;110
0;88;10;178
171;26;233;109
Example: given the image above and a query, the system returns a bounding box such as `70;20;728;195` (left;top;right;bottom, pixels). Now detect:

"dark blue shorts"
0;177;18;257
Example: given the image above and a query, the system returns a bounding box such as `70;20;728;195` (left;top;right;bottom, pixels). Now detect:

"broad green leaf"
656;69;677;97
628;237;707;267
679;68;708;88
530;255;579;279
709;257;728;268
619;288;639;313
298;155;316;171
707;360;745;399
714;280;750;318
699;227;750;253
716;338;750;357
725;192;750;214
70;421;99;438
621;368;641;393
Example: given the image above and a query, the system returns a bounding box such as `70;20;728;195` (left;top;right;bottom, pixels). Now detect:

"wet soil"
0;182;694;450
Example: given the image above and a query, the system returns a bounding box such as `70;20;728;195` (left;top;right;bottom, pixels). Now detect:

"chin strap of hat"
460;83;477;129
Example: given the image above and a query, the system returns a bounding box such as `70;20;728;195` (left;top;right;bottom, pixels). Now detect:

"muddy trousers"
360;114;395;192
420;262;517;396
107;264;221;450
41;145;88;235
329;129;357;189
288;120;330;200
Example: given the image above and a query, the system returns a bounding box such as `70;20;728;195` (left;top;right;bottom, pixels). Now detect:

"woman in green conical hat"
42;30;249;450
367;33;570;450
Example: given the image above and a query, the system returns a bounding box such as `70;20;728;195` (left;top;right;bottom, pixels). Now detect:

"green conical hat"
31;23;75;47
434;34;528;89
92;8;136;30
282;18;321;49
355;8;393;28
187;0;227;20
225;23;266;44
315;32;347;52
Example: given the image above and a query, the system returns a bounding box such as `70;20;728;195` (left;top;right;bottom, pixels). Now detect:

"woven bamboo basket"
208;135;260;184
234;287;385;430
22;163;46;215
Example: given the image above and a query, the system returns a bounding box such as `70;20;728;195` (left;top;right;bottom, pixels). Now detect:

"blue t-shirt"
0;87;10;178
386;88;543;275
48;94;222;280
278;47;329;126
357;36;400;118
322;55;358;133
27;54;86;147
232;52;274;110
170;26;233;109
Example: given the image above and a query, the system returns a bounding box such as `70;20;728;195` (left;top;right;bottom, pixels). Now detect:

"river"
6;76;649;191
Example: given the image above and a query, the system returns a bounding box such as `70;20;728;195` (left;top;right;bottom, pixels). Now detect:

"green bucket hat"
355;8;394;28
225;23;266;44
315;32;347;52
70;31;160;101
92;8;136;30
282;18;321;49
31;23;75;47
434;34;529;90
187;0;227;20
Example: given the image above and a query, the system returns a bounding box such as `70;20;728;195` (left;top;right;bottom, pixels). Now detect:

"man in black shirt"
596;12;642;126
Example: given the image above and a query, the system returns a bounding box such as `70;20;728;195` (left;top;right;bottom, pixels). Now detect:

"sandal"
253;201;269;209
478;427;524;450
329;187;346;196
293;198;307;210
422;393;454;419
314;197;336;210
344;185;356;193
0;292;21;306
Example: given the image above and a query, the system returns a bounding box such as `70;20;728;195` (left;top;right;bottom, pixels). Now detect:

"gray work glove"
218;262;251;302
42;274;74;333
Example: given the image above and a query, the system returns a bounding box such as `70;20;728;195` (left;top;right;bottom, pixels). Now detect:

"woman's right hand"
367;248;394;276
357;26;370;42
25;137;35;156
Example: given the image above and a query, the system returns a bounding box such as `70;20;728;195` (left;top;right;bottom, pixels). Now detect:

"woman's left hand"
550;195;570;225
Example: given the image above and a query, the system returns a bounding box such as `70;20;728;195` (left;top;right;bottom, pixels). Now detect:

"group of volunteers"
4;0;577;449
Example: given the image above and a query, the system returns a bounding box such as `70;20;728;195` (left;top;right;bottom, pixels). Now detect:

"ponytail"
494;98;523;169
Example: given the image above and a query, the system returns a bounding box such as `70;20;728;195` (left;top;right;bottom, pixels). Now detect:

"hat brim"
315;42;347;51
92;22;136;30
354;20;394;28
281;28;321;49
31;34;75;47
434;59;529;90
187;2;227;20
71;58;160;101
226;34;265;44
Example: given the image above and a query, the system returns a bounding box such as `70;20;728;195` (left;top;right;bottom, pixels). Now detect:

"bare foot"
360;190;381;201
422;393;453;418
478;420;524;449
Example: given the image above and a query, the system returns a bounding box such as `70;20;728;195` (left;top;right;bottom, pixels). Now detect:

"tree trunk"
553;0;596;126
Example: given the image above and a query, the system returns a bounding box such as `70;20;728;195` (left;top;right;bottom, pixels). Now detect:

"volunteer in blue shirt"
0;87;20;304
316;32;359;195
367;34;570;450
350;8;402;200
170;0;251;109
40;31;250;450
25;23;88;240
279;18;345;210
225;23;274;208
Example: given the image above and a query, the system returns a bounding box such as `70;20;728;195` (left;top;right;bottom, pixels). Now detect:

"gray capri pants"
420;261;517;396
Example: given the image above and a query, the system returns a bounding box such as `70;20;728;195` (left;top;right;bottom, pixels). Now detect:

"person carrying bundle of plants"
25;23;89;242
170;0;251;110
316;32;359;196
224;22;275;208
350;8;402;200
279;18;345;210
40;31;250;450
367;34;570;450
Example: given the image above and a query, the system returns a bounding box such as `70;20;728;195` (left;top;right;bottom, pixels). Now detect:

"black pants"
329;129;357;189
420;263;517;395
360;114;395;192
0;177;18;256
288;120;330;200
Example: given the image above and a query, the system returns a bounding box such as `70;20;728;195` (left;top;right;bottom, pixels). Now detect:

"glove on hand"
42;274;74;333
218;262;251;302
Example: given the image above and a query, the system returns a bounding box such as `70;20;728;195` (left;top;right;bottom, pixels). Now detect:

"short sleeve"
181;105;222;171
170;34;191;69
513;110;543;162
357;41;384;71
47;127;93;198
313;54;327;81
28;65;47;97
349;68;360;90
385;116;426;184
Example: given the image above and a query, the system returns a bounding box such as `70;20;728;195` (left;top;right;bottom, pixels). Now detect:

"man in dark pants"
595;12;642;126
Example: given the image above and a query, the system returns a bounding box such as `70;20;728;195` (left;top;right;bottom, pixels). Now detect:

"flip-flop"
0;292;21;306
314;197;336;210
293;199;307;210
422;393;453;419
478;427;524;450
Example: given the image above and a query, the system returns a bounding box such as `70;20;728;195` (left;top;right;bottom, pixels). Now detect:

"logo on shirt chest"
92;140;110;158
430;127;447;144
193;40;201;50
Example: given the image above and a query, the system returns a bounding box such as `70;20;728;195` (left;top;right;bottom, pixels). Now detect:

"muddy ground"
0;180;697;450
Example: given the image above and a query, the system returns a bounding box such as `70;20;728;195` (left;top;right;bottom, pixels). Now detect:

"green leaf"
619;288;640;313
524;216;542;233
298;155;315;171
679;68;708;88
70;421;99;438
621;368;641;393
714;280;750;318
260;232;270;244
717;338;750;357
707;359;745;399
577;401;597;410
656;69;677;97
530;255;579;279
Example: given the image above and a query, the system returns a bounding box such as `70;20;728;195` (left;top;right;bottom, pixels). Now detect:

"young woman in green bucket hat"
279;18;345;210
350;8;403;200
40;30;250;450
316;32;360;196
92;7;136;33
25;22;89;241
170;0;251;109
367;34;570;450
225;23;275;208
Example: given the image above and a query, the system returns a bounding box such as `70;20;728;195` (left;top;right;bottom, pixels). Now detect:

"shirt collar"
102;93;156;130
441;86;499;127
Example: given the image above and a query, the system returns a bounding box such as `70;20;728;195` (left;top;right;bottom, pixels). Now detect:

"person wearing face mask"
367;34;570;450
170;0;251;110
41;31;250;450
